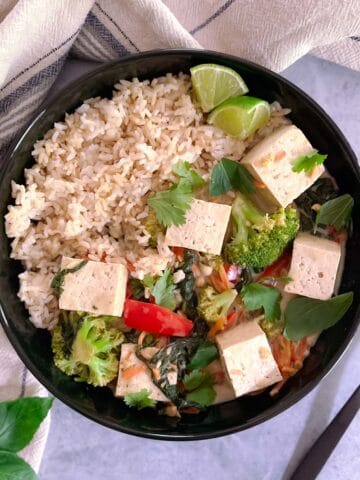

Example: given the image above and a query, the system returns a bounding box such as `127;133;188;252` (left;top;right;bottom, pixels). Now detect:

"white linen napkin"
0;0;359;473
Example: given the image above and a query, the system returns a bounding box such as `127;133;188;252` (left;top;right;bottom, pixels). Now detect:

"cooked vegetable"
52;311;124;386
226;193;299;269
292;151;327;173
197;286;237;324
241;283;281;321
178;249;199;319
257;250;292;281
124;299;193;336
128;277;145;301
50;260;88;297
284;292;354;340
124;389;157;410
188;341;219;370
295;177;337;231
184;370;216;407
316;194;354;231
209;158;255;196
145;208;164;248
144;269;177;311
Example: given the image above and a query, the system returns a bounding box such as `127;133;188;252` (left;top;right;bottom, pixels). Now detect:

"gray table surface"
39;55;360;480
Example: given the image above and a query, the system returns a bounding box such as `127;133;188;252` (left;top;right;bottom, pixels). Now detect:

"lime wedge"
190;64;248;113
207;96;270;139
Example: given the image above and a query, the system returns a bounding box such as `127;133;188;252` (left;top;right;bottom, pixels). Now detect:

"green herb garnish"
316;194;354;231
148;180;192;227
184;370;216;407
292;151;327;173
146;269;177;311
210;158;255;196
0;397;53;479
284;292;353;341
241;282;281;321
51;260;88;297
172;161;205;189
188;341;219;370
124;389;157;410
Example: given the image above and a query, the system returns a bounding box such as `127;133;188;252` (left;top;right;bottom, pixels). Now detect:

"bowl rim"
1;48;359;440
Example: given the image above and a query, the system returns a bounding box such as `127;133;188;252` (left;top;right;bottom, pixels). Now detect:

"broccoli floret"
197;286;237;323
226;193;299;269
201;254;224;272
145;209;165;248
52;311;124;387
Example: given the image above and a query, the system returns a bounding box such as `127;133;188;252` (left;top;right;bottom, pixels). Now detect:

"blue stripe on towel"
0;56;66;116
84;12;129;57
19;366;27;398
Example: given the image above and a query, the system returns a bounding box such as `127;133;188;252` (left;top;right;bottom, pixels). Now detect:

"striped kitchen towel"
0;0;359;472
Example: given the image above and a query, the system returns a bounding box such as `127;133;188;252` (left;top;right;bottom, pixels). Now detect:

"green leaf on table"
0;451;36;480
172;161;205;190
241;282;281;321
284;292;353;341
124;389;157;410
148;180;193;227
210;158;255;196
0;397;53;453
188;341;219;370
292;151;327;173
316;194;354;231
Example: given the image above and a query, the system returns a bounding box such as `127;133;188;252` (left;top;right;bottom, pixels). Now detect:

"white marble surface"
39;55;360;480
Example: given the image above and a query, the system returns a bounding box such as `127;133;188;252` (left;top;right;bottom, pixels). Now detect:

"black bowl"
0;50;359;440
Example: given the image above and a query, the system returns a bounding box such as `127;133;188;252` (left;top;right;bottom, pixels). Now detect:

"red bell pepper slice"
257;250;292;280
124;299;193;337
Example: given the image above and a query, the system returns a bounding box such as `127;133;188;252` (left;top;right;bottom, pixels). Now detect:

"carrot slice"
122;364;146;381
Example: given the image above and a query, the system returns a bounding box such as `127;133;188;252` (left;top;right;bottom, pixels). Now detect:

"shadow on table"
281;331;359;480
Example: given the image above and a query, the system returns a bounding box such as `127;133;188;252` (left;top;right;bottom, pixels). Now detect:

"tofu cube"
284;233;341;300
216;321;282;397
59;257;127;316
116;344;168;402
165;199;231;255
242;125;325;210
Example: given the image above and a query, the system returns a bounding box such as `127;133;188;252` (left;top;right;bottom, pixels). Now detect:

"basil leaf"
284;292;353;341
188;341;219;370
0;397;53;453
241;282;281;321
292;151;327;173
0;451;36;480
316;194;354;231
210;158;255;196
186;385;216;407
183;370;214;391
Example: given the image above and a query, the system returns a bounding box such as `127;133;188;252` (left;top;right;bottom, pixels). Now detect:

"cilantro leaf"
151;269;177;311
124;389;157;410
316;194;354;231
210;158;255;196
172;161;205;190
292;151;327;173
241;282;281;321
186;386;216;407
188;341;219;370
148;180;192;227
284;292;353;341
183;370;215;391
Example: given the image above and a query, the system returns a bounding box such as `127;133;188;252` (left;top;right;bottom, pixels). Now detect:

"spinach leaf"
129;277;145;301
284;292;353;341
0;397;53;453
241;283;281;321
179;250;199;319
210;158;255;196
0;451;36;480
292;151;327;173
316;194;354;231
188;341;219;370
295;178;337;231
51;260;88;297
